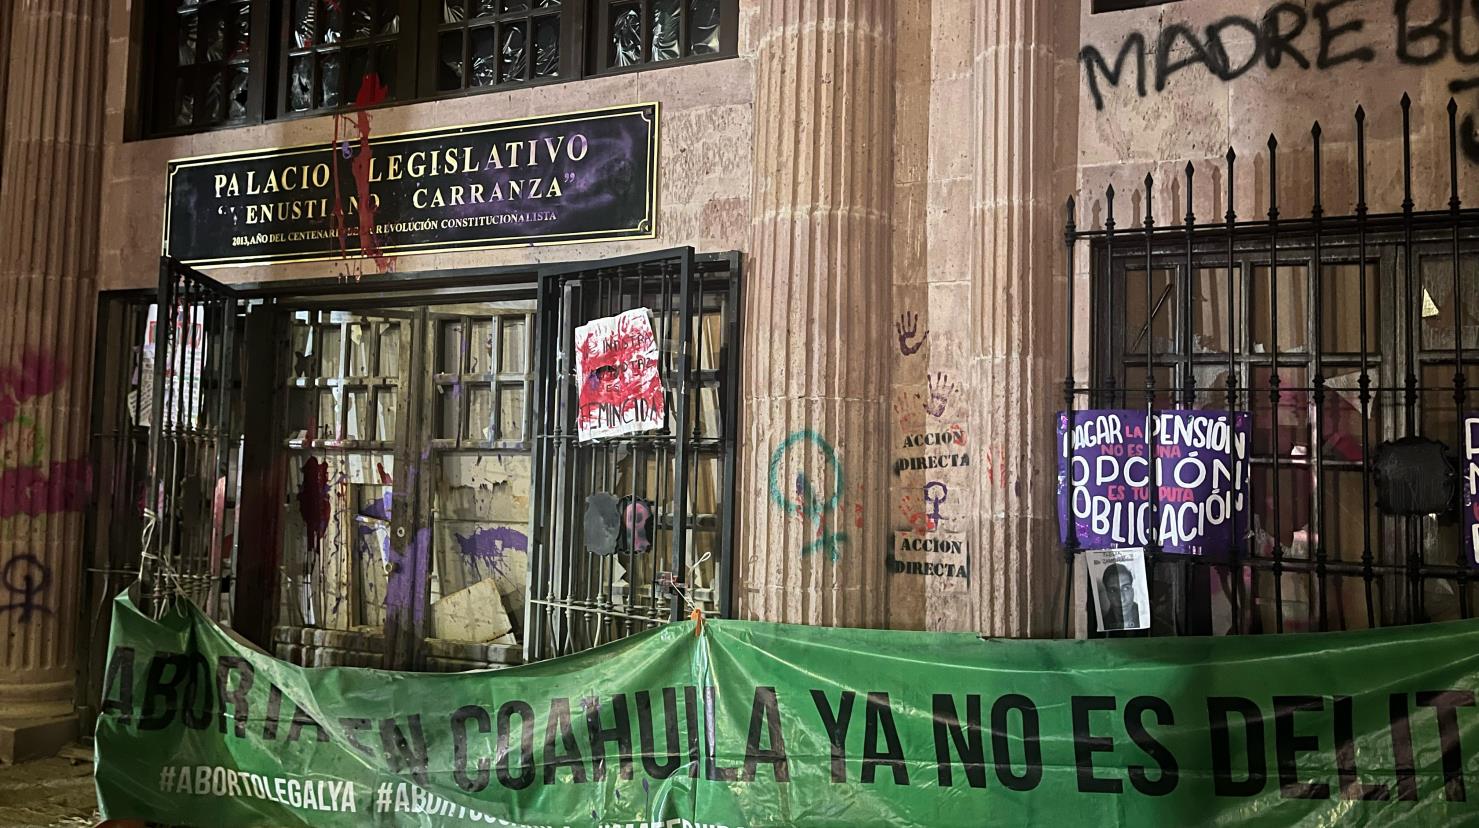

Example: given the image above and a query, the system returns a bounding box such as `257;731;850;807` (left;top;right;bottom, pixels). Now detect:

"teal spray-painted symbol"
767;430;848;560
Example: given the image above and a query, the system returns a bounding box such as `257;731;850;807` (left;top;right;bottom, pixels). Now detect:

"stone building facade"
2;0;1476;759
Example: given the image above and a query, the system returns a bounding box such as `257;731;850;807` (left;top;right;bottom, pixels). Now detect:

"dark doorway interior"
83;249;741;693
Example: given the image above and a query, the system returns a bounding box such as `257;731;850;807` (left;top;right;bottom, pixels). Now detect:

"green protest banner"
97;590;1479;826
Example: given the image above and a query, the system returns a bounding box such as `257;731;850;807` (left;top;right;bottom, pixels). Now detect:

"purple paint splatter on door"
453;526;528;580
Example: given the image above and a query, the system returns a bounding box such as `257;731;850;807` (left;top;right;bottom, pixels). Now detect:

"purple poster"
1465;415;1479;567
1057;409;1250;557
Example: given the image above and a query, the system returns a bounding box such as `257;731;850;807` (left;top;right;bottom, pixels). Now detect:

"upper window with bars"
136;0;738;139
1067;96;1479;638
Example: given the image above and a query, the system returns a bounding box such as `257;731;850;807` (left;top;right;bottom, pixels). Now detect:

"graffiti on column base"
892;453;973;476
768;430;848;561
886;557;970;579
0;554;51;622
886;531;970;580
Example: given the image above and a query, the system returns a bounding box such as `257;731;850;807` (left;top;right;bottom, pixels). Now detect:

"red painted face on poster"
574;309;666;442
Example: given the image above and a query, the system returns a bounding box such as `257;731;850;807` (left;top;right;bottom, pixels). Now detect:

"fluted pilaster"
0;0;110;708
969;0;1078;636
736;0;895;626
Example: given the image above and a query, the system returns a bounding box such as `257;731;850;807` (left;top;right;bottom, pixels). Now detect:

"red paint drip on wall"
331;73;392;276
297;457;331;556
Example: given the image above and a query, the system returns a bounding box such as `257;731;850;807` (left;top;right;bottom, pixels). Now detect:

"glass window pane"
319;325;343;377
1191;267;1239;354
227;68;249;120
377;322;400;376
345;47;369;99
436;385;460;439
293;0;317;48
1420;254;1479;351
319;390;339;440
471;26;496;86
469;385;494;441
178;12;199;64
468;319;493;373
1324;575;1376;631
227;4;252;60
289;56;312;111
499;386;525;441
439;320;463;373
1251;265;1309;354
373;44;396;93
291;324;312;378
321;0;344;43
320;51;342;108
347;323;371;375
1419;364;1479;443
533;15;560;77
610;3;642;67
205;71;225;121
1123;268;1173;354
1250;366;1309;457
349;0;374;39
500;21;527;83
443;0;465;24
502;0;529;11
1323;471;1373;564
174;77;195;126
203;8;226;61
439;31;465;90
1322;263;1378;353
378;0;400;34
500;317;527;373
652;0;680;62
347;388;369;439
690;0;720;55
375;388;397;441
1122;365;1175;410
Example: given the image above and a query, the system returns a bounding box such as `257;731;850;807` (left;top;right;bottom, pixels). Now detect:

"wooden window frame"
275;0;421;121
139;0;274;139
131;0;739;141
414;1;584;101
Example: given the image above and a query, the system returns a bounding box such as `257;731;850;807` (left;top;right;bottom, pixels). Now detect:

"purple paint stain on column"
297;457;330;556
454;526;527;579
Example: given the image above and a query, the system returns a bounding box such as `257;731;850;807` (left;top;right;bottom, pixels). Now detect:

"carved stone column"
0;0;110;741
969;0;1079;636
735;0;894;626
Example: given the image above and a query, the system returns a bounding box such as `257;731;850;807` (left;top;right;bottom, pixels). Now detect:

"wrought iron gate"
1064;95;1479;636
141;257;243;618
526;248;741;661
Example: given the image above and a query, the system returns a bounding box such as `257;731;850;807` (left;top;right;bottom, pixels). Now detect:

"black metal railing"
1064;95;1479;636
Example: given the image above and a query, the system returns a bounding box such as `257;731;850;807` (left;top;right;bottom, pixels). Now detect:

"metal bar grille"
142;257;242;617
1065;96;1479;636
525;249;739;661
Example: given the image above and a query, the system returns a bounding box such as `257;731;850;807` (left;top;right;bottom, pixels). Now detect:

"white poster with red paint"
574;309;666;442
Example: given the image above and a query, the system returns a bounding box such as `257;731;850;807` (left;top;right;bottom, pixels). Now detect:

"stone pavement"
0;756;96;828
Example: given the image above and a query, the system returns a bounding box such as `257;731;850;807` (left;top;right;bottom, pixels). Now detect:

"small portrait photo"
1086;548;1150;632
